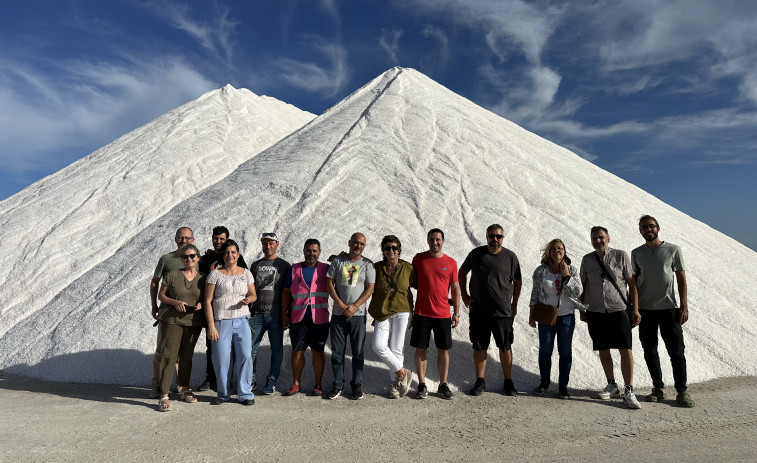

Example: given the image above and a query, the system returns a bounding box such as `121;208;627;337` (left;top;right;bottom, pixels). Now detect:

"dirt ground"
1;372;754;462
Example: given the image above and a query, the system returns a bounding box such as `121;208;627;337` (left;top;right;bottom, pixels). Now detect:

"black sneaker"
416;383;428;399
533;382;549;395
196;380;211;392
469;378;486;396
559;387;571;400
503;379;518;396
326;388;343;400
351;384;363;400
211;397;224;405
438;382;454;400
241;398;255;406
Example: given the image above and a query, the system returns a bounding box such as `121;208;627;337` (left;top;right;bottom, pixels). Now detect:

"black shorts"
586;310;632;350
470;314;513;351
410;314;453;350
289;308;329;352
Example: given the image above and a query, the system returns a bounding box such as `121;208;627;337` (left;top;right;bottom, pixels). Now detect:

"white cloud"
273;35;348;97
421;25;450;72
0;56;215;174
147;0;239;63
379;29;403;64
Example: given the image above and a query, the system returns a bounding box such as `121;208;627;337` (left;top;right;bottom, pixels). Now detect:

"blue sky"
1;0;756;250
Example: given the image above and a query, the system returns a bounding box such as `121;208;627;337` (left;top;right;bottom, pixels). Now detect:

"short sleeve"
365;261;376;284
245;268;254;285
326;259;339;279
206;269;220;286
284;267;293;289
673;246;685;272
513;255;522;281
449;257;459;283
153;256;166;279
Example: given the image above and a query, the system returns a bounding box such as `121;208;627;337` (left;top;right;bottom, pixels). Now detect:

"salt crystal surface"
1;68;754;393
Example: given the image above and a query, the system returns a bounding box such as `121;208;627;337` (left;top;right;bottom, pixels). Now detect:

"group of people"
148;216;694;412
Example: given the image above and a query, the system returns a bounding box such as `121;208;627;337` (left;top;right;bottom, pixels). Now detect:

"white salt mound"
0;68;754;394
0;85;314;337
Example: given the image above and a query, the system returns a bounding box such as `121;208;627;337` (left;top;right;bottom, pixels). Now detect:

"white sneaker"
597;383;620;400
624;390;641;409
388;382;400;399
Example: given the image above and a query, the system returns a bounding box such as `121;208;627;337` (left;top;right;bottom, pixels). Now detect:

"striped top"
207;268;254;320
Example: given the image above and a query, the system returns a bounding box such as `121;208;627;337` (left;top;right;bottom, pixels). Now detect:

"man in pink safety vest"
281;238;331;396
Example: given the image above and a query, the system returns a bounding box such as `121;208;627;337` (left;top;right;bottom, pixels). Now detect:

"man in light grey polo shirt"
632;215;694;407
325;232;375;400
580;226;642;409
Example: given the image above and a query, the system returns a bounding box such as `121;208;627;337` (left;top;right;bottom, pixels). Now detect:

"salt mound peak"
1;67;755;391
0;86;315;337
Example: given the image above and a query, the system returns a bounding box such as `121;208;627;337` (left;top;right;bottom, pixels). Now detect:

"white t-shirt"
541;271;576;316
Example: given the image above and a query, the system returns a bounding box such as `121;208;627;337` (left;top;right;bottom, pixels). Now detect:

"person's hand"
559;260;570;277
462;294;473;308
174;301;187;312
451;313;460;328
282;316;290;331
207;327;219;341
678;306;689;325
151;305;159;320
528;307;536;328
344;304;357;317
240;296;254;305
631;310;641;327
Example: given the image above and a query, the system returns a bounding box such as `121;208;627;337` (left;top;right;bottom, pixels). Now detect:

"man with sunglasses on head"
631;215;694;407
248;232;291;395
196;226;247;392
580;226;642;409
148;226;195;398
411;228;460;400
459;224;522;397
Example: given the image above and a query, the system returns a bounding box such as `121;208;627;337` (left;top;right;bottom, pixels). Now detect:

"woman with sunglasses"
155;244;206;411
204;239;257;406
368;235;416;398
528;238;585;399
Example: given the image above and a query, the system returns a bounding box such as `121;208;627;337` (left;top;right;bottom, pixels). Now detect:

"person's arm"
511;279;522;318
241;282;257;305
675;270;688;325
204;283;218;341
281;288;292;330
327;277;347;314
450;281;461;328
158;282;187;313
458;268;473;308
626;276;640;327
346;283;375;317
150;276;161;319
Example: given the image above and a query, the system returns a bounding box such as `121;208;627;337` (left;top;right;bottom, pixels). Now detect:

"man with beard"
631;215;694;407
580;226;642;409
281;239;330;396
459;224;522;397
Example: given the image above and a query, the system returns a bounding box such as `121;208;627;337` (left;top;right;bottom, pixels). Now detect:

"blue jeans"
248;310;284;385
211;317;254;401
330;315;366;389
538;313;575;389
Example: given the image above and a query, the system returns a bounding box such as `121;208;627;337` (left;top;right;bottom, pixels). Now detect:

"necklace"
182;270;197;290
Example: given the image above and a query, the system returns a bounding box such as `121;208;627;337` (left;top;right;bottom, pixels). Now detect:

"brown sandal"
180;390;198;403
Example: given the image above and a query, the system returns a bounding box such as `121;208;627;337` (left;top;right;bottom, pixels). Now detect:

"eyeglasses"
487;234;504;240
181;254;198;260
177;237;193;242
549;247;565;252
640;224;658;230
383;245;399;252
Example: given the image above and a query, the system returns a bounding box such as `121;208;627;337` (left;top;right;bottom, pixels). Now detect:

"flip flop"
181;390;198;403
159;397;172;412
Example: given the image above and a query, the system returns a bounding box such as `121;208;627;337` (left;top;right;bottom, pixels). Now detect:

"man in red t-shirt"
410;228;460;399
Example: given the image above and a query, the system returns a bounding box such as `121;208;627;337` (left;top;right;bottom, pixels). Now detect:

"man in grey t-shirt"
632;215;693;407
325;232;376;400
249;232;291;395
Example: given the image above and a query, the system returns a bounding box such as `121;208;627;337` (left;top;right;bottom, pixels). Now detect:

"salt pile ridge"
1;67;754;392
0;85;314;337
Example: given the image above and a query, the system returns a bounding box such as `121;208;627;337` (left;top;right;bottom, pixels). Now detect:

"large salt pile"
0;85;314;338
1;67;754;393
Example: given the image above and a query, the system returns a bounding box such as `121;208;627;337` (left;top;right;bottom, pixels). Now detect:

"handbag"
532;275;563;326
592;253;636;327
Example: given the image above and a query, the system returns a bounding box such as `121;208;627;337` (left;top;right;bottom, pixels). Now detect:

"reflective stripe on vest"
290;262;330;324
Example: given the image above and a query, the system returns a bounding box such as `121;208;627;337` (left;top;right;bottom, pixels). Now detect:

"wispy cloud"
0;55;215;174
273;35;348;98
421;26;450;73
147;0;239;64
379;29;403;64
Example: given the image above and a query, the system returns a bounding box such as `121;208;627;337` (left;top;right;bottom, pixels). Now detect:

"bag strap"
592;252;629;306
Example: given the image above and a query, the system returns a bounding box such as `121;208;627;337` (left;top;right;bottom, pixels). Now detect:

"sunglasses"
383;245;399;252
181;254;198;260
549;247;565;252
487;234;504;240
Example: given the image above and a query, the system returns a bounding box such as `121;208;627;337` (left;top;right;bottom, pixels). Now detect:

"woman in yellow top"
368;235;416;399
